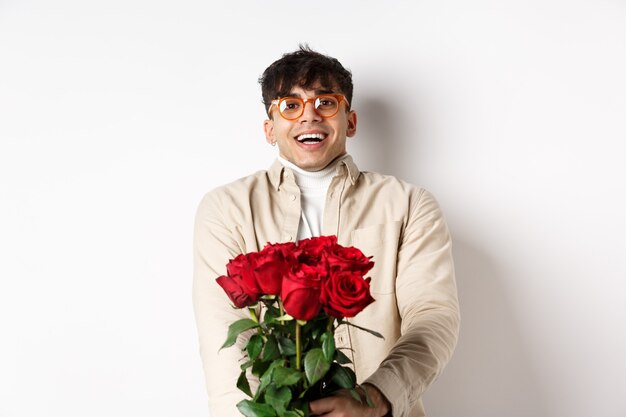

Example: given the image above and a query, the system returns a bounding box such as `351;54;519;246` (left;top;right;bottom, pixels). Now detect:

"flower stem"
295;322;301;370
279;298;285;324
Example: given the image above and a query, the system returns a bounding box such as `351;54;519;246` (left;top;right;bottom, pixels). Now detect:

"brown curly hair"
259;44;353;116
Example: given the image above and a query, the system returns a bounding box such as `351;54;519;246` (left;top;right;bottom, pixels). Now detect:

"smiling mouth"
295;133;327;144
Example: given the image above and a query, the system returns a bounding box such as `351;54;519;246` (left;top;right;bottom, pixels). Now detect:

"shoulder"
357;171;429;200
356;171;445;221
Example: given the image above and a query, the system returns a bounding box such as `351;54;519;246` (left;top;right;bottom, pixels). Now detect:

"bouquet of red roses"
216;235;383;417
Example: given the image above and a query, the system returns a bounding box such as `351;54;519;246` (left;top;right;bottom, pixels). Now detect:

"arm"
192;191;250;417
364;189;460;416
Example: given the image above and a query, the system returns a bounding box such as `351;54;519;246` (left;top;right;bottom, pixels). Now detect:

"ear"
263;119;275;144
346;110;357;137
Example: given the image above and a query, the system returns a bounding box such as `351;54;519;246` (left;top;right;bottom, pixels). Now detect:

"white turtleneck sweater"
277;156;339;241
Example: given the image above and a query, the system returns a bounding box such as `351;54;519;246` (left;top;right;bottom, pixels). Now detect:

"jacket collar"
268;154;360;191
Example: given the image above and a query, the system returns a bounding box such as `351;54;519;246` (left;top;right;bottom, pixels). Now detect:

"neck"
277;157;340;189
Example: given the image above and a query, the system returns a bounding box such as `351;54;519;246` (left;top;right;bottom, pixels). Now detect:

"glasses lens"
278;98;302;118
314;95;340;117
276;95;343;119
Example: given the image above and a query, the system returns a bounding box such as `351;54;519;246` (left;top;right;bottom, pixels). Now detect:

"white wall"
1;1;625;416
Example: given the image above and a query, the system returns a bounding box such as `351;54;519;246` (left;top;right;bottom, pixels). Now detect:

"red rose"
216;275;255;308
296;235;338;264
320;271;375;319
226;253;262;300
281;263;325;321
249;243;296;295
263;241;297;260
325;246;374;275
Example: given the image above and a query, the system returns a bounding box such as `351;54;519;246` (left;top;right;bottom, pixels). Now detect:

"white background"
1;1;625;416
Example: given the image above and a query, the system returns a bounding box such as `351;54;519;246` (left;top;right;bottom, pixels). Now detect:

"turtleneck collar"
277;156;339;190
268;154;360;191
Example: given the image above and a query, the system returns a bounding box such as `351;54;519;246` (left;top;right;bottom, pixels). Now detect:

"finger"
308;397;337;415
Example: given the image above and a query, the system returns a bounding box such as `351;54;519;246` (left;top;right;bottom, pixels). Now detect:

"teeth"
296;133;325;142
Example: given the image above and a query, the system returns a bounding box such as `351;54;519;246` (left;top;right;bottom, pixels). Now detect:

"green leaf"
335;349;352;364
320;331;335;361
285;403;307;417
338;320;384;339
236;399;276;417
237;370;252;397
330;365;356;389
252;359;270;377
263;304;280;321
304;348;330;386
246;334;264;361
263;335;280;361
256;367;274;400
255;359;285;400
277;336;296;356
265;384;292;415
221;319;259;350
273;367;302;387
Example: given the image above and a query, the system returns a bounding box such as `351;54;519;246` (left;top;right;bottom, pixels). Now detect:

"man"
193;46;460;417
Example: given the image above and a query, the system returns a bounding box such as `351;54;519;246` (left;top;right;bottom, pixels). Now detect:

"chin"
295;160;325;171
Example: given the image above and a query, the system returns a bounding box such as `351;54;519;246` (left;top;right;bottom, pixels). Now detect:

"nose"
299;99;322;123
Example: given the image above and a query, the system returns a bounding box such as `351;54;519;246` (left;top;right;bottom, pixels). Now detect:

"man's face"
263;84;357;171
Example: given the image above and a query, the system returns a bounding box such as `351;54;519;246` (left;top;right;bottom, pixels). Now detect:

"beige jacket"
193;155;460;417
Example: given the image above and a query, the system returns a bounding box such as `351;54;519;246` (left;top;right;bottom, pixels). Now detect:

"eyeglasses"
268;94;349;120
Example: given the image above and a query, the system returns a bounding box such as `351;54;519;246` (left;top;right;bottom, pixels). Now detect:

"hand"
308;383;391;417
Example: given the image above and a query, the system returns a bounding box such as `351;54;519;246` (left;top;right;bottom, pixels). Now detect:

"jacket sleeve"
192;191;251;417
364;189;460;416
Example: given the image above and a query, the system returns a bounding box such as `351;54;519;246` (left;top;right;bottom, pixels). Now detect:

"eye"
316;96;338;109
280;98;301;113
